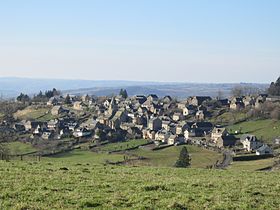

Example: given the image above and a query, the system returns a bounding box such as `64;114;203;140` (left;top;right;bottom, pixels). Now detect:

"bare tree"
271;107;280;120
231;86;244;97
217;90;224;100
0;143;9;160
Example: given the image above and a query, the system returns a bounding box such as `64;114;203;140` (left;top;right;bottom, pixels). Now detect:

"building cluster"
12;93;275;154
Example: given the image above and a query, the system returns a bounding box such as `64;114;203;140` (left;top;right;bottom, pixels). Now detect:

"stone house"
230;101;245;110
155;129;171;143
73;128;92;138
211;127;228;142
162;95;172;104
21;120;40;131
142;129;156;140
48;119;60;130
195;110;205;121
172;113;182;121
240;134;263;152
120;122;135;131
254;94;267;109
162;120;171;130
108;112;127;129
137;107;149;115
47;97;59;106
186;128;204;137
188;96;212;106
33;124;47;135
148;117;162;131
177;101;188;110
58;127;71;139
73;101;87;111
167;135;177;145
218;99;230;107
256;144;272;155
126;127;142;139
81;118;102;130
243;96;255;107
215;135;236;148
192;122;213;134
134;95;147;104
147;94;159;102
42;130;54;140
167;135;185;145
132;115;147;126
230;97;245;110
141;100;154;110
182;105;197;116
81;94;92;102
176;123;190;135
51;106;68;116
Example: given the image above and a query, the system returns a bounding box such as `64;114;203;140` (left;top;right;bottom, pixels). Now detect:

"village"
8;89;279;163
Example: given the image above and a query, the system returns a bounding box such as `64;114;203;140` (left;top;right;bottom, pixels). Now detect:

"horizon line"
0;76;271;85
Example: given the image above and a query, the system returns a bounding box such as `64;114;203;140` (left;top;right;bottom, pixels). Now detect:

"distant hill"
0;77;268;99
64;83;269;99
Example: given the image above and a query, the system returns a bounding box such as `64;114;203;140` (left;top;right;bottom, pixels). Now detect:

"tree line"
16;88;61;103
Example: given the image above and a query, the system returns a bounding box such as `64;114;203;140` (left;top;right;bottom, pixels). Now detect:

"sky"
0;0;279;83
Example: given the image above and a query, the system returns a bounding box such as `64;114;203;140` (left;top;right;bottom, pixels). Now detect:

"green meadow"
0;160;280;209
227;119;280;143
0;140;278;209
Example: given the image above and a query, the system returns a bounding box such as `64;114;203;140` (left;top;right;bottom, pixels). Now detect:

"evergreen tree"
123;89;128;98
119;89;128;98
119;89;123;96
45;90;53;98
65;94;71;104
44;88;61;98
37;91;43;98
268;76;280;96
17;93;30;102
174;146;191;168
52;88;60;96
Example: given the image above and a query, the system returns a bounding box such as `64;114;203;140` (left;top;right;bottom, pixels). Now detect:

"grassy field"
4;142;37;155
1;141;280;209
48;150;125;164
128;145;222;168
211;110;247;124
14;106;53;121
227;119;280;143
4;140;275;172
1;160;280;209
97;139;150;152
228;158;276;171
45;144;222;169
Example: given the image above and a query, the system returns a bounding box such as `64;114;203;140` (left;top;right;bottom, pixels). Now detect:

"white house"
240;134;263;152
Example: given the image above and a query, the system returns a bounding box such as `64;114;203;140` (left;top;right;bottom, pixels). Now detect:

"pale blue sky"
0;0;279;83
